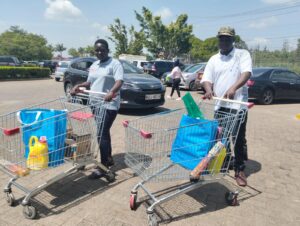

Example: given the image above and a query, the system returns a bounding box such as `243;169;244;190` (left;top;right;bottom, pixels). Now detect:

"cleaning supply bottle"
27;136;49;170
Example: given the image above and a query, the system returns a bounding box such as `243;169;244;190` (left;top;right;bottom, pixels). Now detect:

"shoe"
235;171;247;187
167;96;172;99
88;169;104;179
176;97;181;101
105;157;115;167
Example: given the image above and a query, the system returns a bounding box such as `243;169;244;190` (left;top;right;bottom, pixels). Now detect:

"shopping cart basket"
124;97;253;226
0;91;114;219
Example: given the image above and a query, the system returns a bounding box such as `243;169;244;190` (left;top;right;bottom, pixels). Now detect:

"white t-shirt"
170;66;182;79
87;58;124;110
201;48;252;109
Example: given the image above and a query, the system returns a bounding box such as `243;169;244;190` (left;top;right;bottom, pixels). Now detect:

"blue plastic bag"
170;115;218;170
17;108;67;167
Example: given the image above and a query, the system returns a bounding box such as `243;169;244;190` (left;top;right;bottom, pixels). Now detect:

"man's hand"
70;85;82;95
224;87;236;99
104;91;115;102
204;90;214;100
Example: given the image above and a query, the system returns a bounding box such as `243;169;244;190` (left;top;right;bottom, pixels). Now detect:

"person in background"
167;59;185;100
201;26;252;186
71;39;124;179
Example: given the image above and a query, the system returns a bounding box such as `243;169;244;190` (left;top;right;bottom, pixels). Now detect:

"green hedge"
0;66;51;80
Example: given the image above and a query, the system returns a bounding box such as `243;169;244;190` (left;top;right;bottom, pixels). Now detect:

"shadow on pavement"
245;159;261;178
15;153;133;219
139;176;262;225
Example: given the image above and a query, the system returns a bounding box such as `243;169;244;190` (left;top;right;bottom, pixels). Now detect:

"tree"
55;43;67;58
234;35;248;50
134;7;193;59
68;48;79;57
0;26;53;60
108;18;129;57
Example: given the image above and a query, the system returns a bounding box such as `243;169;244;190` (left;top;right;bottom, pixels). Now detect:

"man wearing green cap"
201;26;252;186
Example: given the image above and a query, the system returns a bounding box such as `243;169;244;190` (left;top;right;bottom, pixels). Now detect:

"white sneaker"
176;97;181;101
167;96;172;99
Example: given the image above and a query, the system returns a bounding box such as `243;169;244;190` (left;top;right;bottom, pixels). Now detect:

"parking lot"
0;78;300;226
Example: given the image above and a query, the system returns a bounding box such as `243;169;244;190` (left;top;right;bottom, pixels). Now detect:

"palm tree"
55;43;67;59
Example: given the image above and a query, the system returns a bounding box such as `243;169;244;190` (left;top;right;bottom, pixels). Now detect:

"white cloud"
247;37;271;48
262;0;297;5
155;7;173;20
91;22;109;33
249;16;278;29
44;0;82;22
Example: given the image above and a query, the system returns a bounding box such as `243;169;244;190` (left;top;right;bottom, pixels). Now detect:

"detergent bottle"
27;136;49;170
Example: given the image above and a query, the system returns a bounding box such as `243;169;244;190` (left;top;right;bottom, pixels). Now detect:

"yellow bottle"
208;147;227;175
27;136;49;170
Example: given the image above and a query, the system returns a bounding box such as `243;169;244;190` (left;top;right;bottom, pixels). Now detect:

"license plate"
145;94;161;100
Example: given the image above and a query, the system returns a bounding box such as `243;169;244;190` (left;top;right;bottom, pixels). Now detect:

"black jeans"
171;78;181;97
92;107;117;166
215;107;248;171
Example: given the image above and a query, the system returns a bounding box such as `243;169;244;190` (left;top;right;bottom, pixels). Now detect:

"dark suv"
0;56;21;66
40;60;58;73
63;57;166;109
143;60;174;78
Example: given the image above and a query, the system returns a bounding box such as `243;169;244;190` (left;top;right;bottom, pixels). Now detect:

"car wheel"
55;77;60;82
65;83;73;96
189;80;197;91
259;88;274;105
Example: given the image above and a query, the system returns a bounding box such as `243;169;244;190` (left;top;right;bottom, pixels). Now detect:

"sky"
1;0;300;56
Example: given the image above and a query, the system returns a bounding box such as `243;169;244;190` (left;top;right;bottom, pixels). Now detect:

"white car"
132;60;149;70
180;63;206;91
54;61;70;81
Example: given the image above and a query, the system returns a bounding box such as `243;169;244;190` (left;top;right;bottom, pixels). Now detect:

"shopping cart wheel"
129;193;137;210
5;192;15;207
225;191;238;206
23;205;37;219
148;213;158;226
105;171;115;183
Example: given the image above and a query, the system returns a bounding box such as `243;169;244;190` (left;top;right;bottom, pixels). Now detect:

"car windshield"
252;68;270;78
184;64;205;73
121;60;143;74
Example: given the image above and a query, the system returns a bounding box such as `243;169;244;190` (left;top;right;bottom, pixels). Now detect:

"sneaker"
167;96;172;99
235;171;247;187
88;169;104;179
176;97;181;101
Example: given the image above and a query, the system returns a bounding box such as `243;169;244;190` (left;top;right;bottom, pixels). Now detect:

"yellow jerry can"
27;136;49;170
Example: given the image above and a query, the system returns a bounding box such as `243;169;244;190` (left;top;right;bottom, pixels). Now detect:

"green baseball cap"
217;26;235;37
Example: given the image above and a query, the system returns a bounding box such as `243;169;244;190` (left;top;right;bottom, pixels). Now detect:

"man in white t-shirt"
201;26;252;186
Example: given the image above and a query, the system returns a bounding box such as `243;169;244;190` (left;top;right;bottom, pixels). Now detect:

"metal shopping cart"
0;92;114;219
124;97;254;226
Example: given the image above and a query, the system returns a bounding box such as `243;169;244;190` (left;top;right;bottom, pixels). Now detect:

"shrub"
0;66;50;80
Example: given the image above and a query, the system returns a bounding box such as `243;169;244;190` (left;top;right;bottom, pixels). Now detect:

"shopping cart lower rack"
123;97;253;226
0;94;114;219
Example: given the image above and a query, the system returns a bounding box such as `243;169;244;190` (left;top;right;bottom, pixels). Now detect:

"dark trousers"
92;107;117;166
215;107;248;171
171;78;181;97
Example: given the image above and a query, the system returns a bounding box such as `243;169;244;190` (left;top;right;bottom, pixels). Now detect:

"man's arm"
224;71;251;99
104;80;123;101
71;82;91;95
202;81;214;99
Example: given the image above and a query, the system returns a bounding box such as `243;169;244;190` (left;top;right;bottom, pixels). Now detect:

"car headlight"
121;82;141;91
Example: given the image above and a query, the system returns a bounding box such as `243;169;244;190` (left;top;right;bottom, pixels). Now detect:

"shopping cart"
124;97;253;226
0;91;114;219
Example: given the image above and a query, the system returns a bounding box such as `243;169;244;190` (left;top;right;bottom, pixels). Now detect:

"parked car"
23;61;40;66
248;67;300;104
63;58;166;109
132;60;148;70
180;63;206;91
54;61;71;81
143;60;174;78
40;60;58;73
0;56;22;66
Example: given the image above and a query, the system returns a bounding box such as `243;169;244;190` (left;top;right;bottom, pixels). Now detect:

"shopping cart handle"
202;96;254;109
